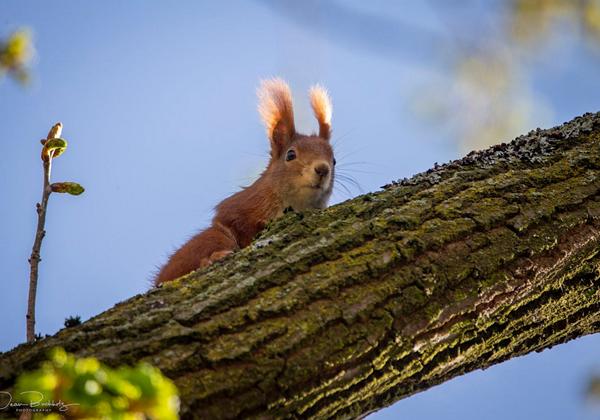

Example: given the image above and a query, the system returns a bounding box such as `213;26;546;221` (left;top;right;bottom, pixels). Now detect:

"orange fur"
155;79;335;285
309;85;332;139
258;78;296;158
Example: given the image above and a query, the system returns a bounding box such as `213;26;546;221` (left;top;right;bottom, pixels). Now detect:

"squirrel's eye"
333;158;337;166
286;149;296;161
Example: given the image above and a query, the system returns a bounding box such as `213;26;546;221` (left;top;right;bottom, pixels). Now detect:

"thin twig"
26;122;61;343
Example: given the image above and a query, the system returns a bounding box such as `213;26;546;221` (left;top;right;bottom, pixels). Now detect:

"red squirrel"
155;78;335;285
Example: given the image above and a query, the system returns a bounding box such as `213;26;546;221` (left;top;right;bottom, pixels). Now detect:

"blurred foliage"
0;29;32;84
511;0;600;43
412;0;600;152
14;348;179;419
588;375;600;400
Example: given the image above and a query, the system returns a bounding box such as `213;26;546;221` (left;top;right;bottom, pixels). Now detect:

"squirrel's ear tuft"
309;84;332;140
258;78;295;157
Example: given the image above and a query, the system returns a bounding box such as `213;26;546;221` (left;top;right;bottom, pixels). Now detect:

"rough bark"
3;113;600;419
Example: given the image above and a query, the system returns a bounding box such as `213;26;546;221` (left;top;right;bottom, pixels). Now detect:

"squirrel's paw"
208;250;233;265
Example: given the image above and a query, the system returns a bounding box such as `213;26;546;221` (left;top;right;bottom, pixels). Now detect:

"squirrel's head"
258;78;334;210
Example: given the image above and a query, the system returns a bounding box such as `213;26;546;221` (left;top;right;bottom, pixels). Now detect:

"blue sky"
2;2;600;419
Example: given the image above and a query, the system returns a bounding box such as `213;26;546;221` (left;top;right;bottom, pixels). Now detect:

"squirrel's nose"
314;163;330;178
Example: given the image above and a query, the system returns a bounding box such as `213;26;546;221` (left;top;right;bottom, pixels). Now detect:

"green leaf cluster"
14;347;179;419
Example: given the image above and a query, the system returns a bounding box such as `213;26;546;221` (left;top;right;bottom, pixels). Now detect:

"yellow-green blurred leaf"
13;347;179;418
0;29;33;84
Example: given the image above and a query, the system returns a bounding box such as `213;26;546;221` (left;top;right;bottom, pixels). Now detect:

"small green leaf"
51;182;85;195
42;137;67;160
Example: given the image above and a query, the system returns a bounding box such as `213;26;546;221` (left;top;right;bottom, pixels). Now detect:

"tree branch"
26;122;62;343
3;113;600;419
